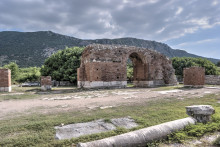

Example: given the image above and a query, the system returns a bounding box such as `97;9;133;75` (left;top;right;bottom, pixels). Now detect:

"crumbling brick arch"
77;44;177;88
127;52;147;82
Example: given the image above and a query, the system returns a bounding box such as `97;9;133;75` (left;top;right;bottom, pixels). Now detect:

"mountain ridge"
0;31;219;67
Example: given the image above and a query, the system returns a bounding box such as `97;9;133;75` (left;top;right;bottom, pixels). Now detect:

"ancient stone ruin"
0;69;11;92
205;75;220;85
186;105;215;123
77;44;177;88
183;67;205;87
41;76;52;90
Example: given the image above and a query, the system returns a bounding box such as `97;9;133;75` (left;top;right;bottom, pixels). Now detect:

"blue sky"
0;0;220;59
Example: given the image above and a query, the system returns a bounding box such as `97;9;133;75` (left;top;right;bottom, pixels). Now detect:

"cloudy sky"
0;0;220;59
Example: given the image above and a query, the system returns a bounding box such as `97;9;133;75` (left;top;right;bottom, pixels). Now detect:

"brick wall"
0;69;11;92
205;75;220;85
41;76;52;90
183;67;205;87
78;44;177;88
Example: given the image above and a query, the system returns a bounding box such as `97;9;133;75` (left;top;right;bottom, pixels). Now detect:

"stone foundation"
41;76;52;91
78;81;127;88
205;75;220;85
0;69;11;92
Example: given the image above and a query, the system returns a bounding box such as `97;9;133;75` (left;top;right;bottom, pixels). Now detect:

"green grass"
0;87;40;101
214;136;220;145
0;92;220;146
168;115;220;143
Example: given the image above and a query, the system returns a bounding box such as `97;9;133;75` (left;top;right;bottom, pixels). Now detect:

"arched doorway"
127;52;147;87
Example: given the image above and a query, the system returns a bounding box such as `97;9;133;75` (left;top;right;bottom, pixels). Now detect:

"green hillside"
0;31;219;67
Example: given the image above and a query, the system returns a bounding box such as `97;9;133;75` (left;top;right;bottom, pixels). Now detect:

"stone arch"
77;44;177;88
126;52;148;87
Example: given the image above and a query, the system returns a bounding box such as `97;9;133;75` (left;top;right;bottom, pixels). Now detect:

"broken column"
183;66;205;87
77;105;215;147
41;76;52;91
186;105;215;123
0;69;11;92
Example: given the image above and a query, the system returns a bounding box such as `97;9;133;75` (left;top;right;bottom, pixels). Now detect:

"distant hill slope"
0;31;219;67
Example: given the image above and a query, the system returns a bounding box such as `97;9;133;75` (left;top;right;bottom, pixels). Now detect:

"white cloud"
175;7;183;15
212;0;218;6
0;0;219;41
175;38;220;47
156;27;166;34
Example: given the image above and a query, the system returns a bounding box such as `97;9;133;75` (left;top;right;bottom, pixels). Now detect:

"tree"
3;62;19;81
127;63;133;82
40;47;84;84
17;67;41;83
217;61;220;67
172;57;219;77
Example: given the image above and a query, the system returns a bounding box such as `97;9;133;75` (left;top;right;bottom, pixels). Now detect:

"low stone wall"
52;81;74;86
205;75;220;85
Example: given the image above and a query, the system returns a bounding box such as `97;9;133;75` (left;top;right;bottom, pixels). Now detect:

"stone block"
186;105;215;123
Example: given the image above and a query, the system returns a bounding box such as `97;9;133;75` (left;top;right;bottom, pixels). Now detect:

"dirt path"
0;86;220;120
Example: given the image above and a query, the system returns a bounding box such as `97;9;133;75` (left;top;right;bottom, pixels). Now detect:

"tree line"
1;46;220;84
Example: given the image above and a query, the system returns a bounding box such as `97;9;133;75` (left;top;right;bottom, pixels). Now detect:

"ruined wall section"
41;76;52;91
0;69;11;92
183;67;205;87
78;44;177;88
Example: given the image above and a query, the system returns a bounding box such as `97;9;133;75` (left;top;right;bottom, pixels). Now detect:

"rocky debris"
100;106;113;109
186;105;215;123
42;96;72;100
158;89;183;94
55;117;138;140
111;117;138;129
21;82;40;87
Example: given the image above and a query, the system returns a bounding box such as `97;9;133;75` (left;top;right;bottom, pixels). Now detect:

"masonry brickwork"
77;44;177;88
41;76;52;90
0;69;11;92
205;75;220;85
183;67;205;87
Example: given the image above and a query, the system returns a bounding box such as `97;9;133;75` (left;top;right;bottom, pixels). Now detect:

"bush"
1;62;41;83
3;62;19;81
17;67;41;83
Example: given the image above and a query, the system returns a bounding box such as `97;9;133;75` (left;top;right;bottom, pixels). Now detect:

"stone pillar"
41;76;52;91
0;69;11;92
183;67;205;87
186;105;215;123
